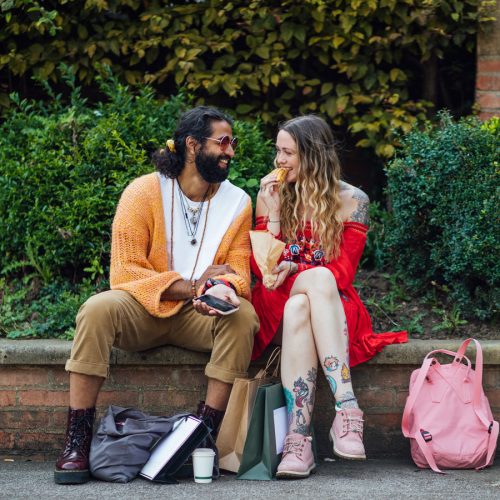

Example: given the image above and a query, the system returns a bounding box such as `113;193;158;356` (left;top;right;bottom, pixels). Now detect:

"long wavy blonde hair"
279;115;343;261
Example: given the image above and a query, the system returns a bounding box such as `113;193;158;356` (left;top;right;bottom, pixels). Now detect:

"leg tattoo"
335;390;359;410
284;387;295;427
288;369;317;435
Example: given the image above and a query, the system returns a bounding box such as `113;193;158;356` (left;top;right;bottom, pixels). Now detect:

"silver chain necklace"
177;180;209;245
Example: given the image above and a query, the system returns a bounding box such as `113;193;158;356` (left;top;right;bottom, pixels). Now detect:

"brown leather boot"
54;407;95;484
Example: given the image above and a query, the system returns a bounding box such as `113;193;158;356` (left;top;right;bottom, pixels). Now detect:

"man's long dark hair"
152;106;234;179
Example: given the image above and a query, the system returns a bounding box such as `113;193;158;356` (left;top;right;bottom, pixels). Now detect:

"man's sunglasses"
204;135;238;152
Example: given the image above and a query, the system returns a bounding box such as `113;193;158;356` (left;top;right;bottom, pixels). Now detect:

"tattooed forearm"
350;188;370;225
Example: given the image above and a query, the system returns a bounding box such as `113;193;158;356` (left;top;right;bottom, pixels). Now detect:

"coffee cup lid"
192;447;216;457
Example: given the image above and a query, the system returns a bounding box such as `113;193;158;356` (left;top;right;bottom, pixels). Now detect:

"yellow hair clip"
166;139;176;153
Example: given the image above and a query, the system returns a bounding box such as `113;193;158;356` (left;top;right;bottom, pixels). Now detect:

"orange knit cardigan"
110;173;252;318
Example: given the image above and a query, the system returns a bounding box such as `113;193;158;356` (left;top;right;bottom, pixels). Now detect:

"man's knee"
214;298;259;345
76;290;131;328
227;297;259;336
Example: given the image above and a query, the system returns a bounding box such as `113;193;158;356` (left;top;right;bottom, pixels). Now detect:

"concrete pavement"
0;457;499;499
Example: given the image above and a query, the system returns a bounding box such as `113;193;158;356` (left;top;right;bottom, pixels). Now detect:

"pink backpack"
402;338;498;473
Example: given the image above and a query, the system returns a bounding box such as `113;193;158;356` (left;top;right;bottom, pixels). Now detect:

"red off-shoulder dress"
250;217;408;362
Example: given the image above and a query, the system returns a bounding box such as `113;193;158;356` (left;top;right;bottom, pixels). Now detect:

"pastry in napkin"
250;230;286;289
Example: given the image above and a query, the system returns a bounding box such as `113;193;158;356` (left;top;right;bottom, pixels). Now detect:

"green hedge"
0;0;495;158
0;73;274;338
384;113;499;320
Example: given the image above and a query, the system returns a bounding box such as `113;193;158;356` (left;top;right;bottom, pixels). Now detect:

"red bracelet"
203;278;236;294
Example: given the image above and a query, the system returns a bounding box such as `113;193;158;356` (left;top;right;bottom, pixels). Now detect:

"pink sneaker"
329;408;366;460
276;433;316;479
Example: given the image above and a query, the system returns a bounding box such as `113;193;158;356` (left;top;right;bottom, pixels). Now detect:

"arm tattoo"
350;188;370;225
339;180;350;191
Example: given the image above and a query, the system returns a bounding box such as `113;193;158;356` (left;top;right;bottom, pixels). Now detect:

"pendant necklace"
169;178;211;280
177;180;209;246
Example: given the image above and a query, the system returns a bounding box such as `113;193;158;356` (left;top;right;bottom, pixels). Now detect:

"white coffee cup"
192;448;215;484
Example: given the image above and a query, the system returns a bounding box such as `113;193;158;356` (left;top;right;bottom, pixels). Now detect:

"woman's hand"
258;171;282;215
266;261;298;290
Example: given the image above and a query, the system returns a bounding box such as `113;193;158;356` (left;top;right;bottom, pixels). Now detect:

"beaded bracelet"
191;279;197;298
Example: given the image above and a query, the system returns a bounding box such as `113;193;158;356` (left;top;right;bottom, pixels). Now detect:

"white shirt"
159;173;249;280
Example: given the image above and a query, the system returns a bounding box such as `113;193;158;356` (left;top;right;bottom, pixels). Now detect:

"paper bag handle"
255;347;281;379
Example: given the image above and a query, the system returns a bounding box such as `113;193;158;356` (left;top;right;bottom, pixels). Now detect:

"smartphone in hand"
195;294;240;315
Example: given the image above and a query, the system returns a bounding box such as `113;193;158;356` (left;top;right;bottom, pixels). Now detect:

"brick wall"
476;2;500;119
1;341;499;460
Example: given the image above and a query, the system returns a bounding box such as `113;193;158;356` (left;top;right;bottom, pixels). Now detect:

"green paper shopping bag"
236;382;288;481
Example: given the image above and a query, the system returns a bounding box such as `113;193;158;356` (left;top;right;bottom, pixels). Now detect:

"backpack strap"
455;338;490;426
414;429;444;474
453;339;499;471
477;420;499;470
401;356;434;438
401;356;446;474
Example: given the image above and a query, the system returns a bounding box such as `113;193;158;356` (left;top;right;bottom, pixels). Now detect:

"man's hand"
192;284;240;316
196;264;235;289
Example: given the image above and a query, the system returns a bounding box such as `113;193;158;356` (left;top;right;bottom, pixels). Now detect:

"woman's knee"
283;294;310;328
296;267;339;300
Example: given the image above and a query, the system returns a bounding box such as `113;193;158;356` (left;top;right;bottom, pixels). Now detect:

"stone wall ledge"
1;338;499;367
1;338;498;459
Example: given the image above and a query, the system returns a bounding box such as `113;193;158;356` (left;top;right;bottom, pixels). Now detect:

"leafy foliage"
0;73;274;338
0;0;495;158
384;112;499;320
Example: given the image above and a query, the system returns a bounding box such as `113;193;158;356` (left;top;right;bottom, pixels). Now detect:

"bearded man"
54;106;259;484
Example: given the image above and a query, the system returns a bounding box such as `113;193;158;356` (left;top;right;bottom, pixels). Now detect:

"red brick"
142;390;199;410
52;410;70;428
0;431;16;449
50;369;70;386
0;390;16;406
478;58;500;72
15;431;62;452
357;389;394;408
483;368;500;388
107;367;207;390
365;413;402;431
0;410;50;430
97;390;140;407
0;368;49;388
396;390;410;408
352;366;413;390
476;91;500;109
18;390;68;407
485;388;500;409
477;74;500;91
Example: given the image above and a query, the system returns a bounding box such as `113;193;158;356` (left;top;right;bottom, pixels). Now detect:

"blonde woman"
251;115;407;479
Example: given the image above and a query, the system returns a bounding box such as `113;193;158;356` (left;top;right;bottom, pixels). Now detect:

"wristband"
191;279;197;298
203;278;236;294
